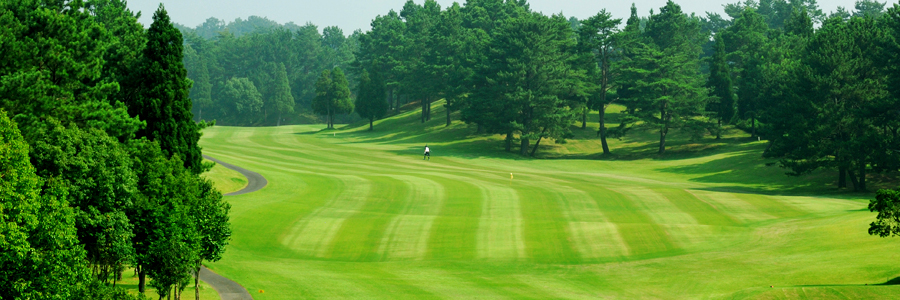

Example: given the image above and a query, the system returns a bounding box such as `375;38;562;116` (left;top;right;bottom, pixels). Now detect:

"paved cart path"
204;154;268;196
199;154;265;300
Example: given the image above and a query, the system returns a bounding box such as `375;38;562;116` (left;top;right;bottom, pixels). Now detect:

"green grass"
200;101;900;299
118;268;220;300
202;158;248;194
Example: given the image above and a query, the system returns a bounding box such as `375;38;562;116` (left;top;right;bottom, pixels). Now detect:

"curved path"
200;154;266;300
203;155;268;196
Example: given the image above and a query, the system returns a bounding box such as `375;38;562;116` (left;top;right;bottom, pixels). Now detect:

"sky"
126;0;861;33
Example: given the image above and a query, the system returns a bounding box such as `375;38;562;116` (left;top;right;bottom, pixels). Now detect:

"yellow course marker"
510;173;513;185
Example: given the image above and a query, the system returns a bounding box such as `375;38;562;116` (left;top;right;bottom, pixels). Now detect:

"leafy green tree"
577;10;621;154
29;121;138;283
131;4;203;174
186;179;230;300
1;111;90;299
355;69;388;130
222;77;264;121
720;7;770;137
313;68;354;129
868;188;900;237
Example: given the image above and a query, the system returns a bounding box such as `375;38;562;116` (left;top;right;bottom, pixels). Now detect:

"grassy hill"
199;101;900;299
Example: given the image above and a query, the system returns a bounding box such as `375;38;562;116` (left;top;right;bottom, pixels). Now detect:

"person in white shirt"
424;145;430;160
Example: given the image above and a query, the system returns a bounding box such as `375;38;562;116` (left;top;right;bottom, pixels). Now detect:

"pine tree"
707;37;736;139
355;69;388;130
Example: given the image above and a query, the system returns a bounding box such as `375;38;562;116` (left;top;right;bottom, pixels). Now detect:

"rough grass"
118;268;220;300
202;158;248;194
199;100;900;299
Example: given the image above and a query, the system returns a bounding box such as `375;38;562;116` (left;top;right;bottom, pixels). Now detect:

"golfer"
424;145;431;160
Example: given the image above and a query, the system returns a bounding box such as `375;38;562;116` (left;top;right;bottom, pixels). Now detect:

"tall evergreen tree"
577;10;621;154
619;1;710;154
707;37;736;139
313;68;354;129
355;69;388;130
272;63;295;126
130;4;203;174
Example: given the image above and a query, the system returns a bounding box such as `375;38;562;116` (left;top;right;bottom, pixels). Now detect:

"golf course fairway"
199;106;900;299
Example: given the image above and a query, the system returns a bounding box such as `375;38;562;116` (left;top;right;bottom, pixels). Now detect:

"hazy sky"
127;0;859;33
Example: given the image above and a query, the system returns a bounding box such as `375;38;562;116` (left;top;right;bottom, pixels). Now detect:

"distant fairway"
200;104;900;299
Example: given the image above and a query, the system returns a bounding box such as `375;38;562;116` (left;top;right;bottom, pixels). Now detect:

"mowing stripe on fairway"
685;190;776;224
518;185;581;264
282;175;372;257
581;186;680;257
427;178;482;260
376;175;445;261
325;176;410;261
654;188;741;227
612;187;705;250
734;193;806;219
551;185;629;260
475;183;527;260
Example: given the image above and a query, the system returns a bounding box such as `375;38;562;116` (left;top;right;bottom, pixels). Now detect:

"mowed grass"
202;158;248;194
200;101;900;299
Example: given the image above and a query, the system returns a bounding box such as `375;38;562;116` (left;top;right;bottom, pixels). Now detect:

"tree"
131;4;204;174
29;121;137;284
854;0;886;18
577;9;622;154
868;188;900;237
272;63;295;126
619;1;710;154
313;68;353;129
471;12;581;156
707;37;737;139
769;16;889;191
222;77;264;122
355;69;388;130
1;111;90;299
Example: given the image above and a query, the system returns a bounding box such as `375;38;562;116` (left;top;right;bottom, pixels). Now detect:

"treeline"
1;1;229;300
347;0;900;190
177;16;361;126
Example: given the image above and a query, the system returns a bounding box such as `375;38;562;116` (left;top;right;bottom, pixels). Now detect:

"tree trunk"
599;107;610;154
426;98;432;121
858;158;867;192
369;118;374;131
848;168;860;190
659;127;668;155
139;265;146;294
421;98;426;123
505;132;513;152
530;129;547;157
520;137;529;156
195;263;201;300
388;88;394;111
277;112;281;126
198;108;202;122
838;166;847;188
751;115;756;138
659;104;668;155
716;119;722;140
446;102;451;127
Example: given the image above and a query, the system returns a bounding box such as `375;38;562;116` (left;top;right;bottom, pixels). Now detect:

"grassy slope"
203;158;248;194
200;101;900;299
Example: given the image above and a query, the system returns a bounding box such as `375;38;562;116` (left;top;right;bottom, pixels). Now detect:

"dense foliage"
0;1;230;299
